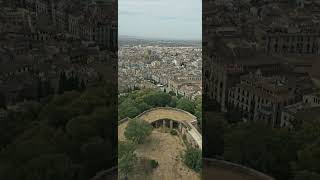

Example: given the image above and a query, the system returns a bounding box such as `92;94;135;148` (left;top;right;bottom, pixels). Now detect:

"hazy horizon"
119;0;202;41
119;35;202;41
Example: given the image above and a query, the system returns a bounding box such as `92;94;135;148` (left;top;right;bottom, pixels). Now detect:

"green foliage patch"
183;147;202;172
124;119;153;144
0;85;116;180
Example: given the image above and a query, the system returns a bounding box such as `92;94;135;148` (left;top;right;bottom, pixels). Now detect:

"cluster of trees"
118;89;202;127
118;141;137;180
36;78;54;100
0;91;6;109
204;112;320;180
0;72;86;109
58;72;86;94
0;84;116;180
119;119;153;179
124;119;153;144
183;147;202;172
118;89;176;120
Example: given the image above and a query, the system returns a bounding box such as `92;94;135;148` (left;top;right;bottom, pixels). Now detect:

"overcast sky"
119;0;202;40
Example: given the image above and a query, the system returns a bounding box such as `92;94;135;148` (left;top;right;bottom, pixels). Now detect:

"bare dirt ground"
120;128;200;180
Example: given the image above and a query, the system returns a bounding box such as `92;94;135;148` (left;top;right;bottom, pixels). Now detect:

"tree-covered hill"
204;110;320;180
118;89;202;128
0;84;117;180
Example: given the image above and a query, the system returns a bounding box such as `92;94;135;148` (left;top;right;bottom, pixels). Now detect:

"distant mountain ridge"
119;35;202;47
119;35;201;41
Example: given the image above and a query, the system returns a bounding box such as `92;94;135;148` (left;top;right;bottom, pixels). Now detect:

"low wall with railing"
135;107;197;120
90;167;117;180
118;107;202;149
203;158;275;180
118;107;197;125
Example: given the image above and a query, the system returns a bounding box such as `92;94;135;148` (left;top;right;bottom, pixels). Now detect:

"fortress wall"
135;107;197;120
118;107;197;125
185;131;197;147
203;158;275;180
118;117;131;125
90;167;117;180
119;107;202;149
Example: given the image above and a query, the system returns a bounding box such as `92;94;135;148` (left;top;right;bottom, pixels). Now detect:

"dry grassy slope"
129;130;200;180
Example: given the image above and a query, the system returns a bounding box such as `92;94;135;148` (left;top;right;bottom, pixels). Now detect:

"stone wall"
135;107;197;120
90;167;117;180
118;107;202;149
203;158;275;180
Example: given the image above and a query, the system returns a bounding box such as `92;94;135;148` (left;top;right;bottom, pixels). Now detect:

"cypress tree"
37;77;42;100
80;79;86;91
65;74;73;91
44;80;53;96
58;73;63;94
0;92;6;109
74;75;79;90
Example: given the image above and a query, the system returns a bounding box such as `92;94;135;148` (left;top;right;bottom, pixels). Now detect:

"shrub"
124;119;153;144
150;159;159;169
183;147;202;172
170;129;178;136
118;141;137;179
176;98;196;114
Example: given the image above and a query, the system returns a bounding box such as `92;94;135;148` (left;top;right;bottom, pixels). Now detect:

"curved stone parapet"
118;117;131;125
90;166;117;180
135;107;197;121
203;158;275;180
118;107;202;149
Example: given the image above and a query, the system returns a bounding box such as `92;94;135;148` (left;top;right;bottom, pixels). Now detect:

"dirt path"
120;128;200;180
